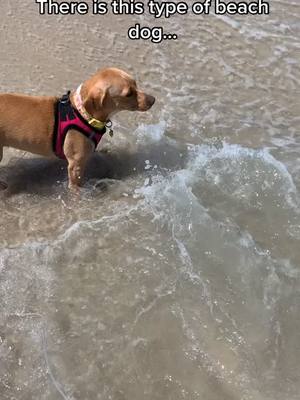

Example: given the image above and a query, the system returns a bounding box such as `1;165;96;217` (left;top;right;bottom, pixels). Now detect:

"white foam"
138;142;299;211
135;120;167;144
187;143;299;209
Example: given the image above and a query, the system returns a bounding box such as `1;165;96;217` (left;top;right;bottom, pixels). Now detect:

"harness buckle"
60;91;71;104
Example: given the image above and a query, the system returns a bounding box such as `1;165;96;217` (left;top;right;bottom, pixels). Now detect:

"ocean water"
0;1;300;399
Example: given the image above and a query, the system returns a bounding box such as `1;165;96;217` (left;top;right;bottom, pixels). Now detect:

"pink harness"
53;92;106;160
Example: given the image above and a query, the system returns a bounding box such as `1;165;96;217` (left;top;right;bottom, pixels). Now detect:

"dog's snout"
137;92;156;111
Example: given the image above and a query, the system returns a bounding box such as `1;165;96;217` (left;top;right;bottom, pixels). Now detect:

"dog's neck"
72;85;108;130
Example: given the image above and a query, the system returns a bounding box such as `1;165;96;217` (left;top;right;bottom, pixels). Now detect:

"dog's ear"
83;86;108;112
99;87;108;106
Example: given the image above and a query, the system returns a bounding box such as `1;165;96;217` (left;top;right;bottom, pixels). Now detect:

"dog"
0;67;155;191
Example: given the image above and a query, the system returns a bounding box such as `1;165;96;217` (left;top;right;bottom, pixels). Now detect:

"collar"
73;84;107;130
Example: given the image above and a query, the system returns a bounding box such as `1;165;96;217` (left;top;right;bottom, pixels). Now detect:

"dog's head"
80;67;155;120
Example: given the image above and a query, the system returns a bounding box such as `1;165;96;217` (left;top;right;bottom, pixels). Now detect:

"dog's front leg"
63;129;94;191
67;159;87;190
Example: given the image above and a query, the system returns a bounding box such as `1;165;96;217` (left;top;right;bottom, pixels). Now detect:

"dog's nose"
148;95;155;107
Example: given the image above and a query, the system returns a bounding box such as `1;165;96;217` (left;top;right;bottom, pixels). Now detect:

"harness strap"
53;92;106;160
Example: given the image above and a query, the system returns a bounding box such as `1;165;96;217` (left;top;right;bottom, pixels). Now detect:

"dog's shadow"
1;140;187;196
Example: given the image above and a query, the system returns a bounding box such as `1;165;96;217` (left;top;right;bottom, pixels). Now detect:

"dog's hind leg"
0;146;8;191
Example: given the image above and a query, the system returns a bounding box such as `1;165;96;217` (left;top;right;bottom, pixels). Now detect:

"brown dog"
0;67;155;190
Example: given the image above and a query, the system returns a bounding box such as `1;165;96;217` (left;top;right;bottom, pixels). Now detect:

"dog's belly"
2;135;55;157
